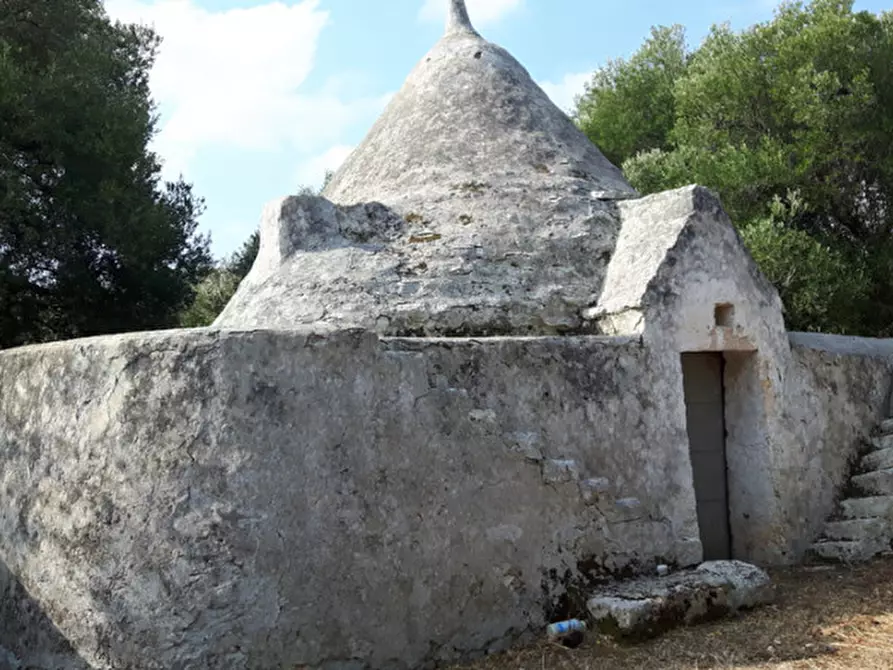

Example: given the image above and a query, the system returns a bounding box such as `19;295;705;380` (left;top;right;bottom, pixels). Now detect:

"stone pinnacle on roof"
321;0;635;210
446;0;478;36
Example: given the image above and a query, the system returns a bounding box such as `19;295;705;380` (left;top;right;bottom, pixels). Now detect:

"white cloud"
294;144;355;191
103;0;383;181
419;0;522;27
539;71;591;114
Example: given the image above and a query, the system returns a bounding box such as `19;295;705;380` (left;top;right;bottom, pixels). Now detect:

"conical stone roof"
214;0;638;336
323;0;634;210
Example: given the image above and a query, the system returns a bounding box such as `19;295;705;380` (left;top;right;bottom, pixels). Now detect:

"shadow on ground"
0;559;89;670
449;558;893;670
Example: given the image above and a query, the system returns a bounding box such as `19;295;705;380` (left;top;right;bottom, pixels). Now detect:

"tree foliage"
177;231;259;328
0;0;212;347
178;169;336;328
575;0;893;334
180;230;260;328
741;216;870;334
227;230;260;280
178;269;240;328
576;26;689;167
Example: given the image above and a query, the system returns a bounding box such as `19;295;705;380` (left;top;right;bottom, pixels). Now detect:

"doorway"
681;353;732;560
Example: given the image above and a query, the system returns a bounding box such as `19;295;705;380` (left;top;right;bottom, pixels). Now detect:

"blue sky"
104;0;889;258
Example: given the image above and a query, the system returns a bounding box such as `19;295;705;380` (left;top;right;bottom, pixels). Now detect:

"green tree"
575;25;689;167
297;169;335;197
575;0;893;335
227;230;259;280
177;232;258;328
741;212;870;334
178;269;241;328
669;0;893;235
0;0;212;348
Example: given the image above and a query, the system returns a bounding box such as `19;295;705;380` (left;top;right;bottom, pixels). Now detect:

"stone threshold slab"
587;560;774;640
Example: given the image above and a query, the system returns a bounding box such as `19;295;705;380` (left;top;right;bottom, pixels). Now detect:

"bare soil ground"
449;558;893;670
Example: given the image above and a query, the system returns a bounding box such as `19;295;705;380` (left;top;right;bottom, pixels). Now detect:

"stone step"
809;539;886;563
840;496;893;520
822;517;889;541
852;468;893;496
871;434;893;451
863;447;893;473
879;418;893;436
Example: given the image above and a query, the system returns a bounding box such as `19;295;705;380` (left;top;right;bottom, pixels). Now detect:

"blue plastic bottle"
546;619;587;639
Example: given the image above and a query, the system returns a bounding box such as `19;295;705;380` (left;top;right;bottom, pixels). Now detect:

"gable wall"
620;186;893;564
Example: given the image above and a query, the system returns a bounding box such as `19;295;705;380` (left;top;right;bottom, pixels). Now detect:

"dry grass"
449;558;893;670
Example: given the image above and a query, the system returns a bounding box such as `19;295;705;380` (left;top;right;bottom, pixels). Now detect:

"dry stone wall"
0;328;699;669
1;327;892;667
784;333;893;555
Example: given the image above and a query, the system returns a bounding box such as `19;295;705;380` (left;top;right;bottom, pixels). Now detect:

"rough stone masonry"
1;1;893;668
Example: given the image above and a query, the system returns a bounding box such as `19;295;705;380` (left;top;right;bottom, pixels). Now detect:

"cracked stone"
587;560;774;640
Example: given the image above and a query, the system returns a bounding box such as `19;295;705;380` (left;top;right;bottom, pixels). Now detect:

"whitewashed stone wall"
1;326;892;668
0;329;699;669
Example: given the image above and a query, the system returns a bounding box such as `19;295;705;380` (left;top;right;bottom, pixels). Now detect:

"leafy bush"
575;0;893;335
740;217;870;333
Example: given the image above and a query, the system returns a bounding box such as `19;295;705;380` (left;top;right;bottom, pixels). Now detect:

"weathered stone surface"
215;0;636;336
216;181;784;343
214;179;626;336
809;539;889;563
0;560;88;669
592;186;780;335
203;0;883;576
840;496;893;520
4;1;893;667
579;478;612;504
203;0;893;577
209;171;893;573
872;434;893;451
785;335;893;560
2;298;893;666
788;334;893;358
806;379;893;564
593;183;798;564
542;459;582;484
587;561;773;639
581;190;893;567
0;329;703;669
323;0;634;211
822;518;889;541
862;447;893;472
853;469;893;496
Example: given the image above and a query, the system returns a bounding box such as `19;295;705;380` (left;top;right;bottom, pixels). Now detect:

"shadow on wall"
0;559;89;670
